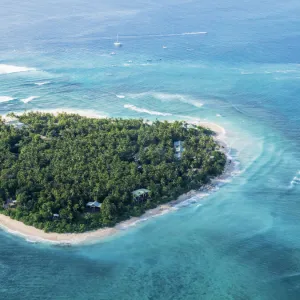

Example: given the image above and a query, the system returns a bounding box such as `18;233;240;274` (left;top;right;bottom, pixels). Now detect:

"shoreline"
0;121;236;246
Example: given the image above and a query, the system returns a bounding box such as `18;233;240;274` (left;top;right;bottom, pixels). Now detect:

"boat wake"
130;31;208;38
102;31;207;40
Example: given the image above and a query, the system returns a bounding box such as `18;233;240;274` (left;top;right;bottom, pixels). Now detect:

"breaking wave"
154;92;204;108
124;104;172;116
0;96;14;103
0;64;36;75
34;81;50;86
20;96;40;104
289;171;300;188
127;92;203;108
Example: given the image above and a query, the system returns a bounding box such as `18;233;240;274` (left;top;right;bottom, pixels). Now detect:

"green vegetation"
0;112;226;233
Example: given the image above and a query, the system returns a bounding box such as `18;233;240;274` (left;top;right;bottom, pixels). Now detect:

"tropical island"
0;112;226;234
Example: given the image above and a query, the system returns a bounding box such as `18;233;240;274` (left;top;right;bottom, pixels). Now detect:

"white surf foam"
153;93;203;108
0;223;64;245
124;104;172;116
174;195;209;208
0;96;14;103
21;96;39;104
34;81;50;86
0;64;36;75
116;95;125;99
128;92;203;108
289;171;300;189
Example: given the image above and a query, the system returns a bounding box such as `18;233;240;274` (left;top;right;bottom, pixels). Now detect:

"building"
182;123;198;130
3;199;17;210
174;141;184;159
186;124;197;130
132;189;150;202
86;201;102;212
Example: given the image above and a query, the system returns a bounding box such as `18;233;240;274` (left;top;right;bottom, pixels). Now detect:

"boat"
114;34;122;47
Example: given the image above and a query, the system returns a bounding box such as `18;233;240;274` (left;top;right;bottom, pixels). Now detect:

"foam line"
0;96;14;103
20;96;39;104
0;64;35;75
124;104;172;116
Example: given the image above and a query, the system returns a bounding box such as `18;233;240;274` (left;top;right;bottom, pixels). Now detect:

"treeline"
0;112;226;233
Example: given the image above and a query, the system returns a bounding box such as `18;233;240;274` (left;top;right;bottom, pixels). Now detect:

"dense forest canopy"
0;112;226;233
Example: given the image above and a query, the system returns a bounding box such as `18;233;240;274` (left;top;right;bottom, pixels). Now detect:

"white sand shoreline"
0;121;236;246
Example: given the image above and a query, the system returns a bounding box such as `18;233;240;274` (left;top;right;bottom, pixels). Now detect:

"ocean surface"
1;0;300;299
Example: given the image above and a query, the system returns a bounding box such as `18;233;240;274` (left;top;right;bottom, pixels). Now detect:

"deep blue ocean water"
1;0;300;299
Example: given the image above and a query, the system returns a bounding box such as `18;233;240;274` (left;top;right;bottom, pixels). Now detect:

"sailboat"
114;34;122;47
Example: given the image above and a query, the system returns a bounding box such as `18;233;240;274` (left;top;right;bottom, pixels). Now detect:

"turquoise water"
1;0;300;299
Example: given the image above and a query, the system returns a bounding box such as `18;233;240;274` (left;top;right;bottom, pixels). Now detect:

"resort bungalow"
86;201;102;212
186;124;197;130
132;189;150;202
3;199;17;210
174;141;184;159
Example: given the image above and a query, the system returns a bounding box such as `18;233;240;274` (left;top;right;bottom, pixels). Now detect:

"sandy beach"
0;121;236;245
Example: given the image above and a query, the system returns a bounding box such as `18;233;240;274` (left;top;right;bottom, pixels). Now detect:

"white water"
124;104;172;116
0;96;14;103
0;64;35;75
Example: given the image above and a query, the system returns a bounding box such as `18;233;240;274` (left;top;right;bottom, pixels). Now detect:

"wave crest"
124;104;172;116
34;81;50;86
21;96;40;104
290;171;300;188
127;92;203;108
0;64;36;75
0;96;14;103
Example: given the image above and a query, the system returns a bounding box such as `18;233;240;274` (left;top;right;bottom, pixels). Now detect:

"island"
0;112;226;234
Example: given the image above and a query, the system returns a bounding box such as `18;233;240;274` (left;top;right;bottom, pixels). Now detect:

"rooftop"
132;189;150;197
86;201;102;208
174;141;184;154
174;141;184;147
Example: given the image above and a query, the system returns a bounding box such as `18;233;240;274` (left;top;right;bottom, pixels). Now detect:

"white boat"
162;45;167;49
114;34;122;47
